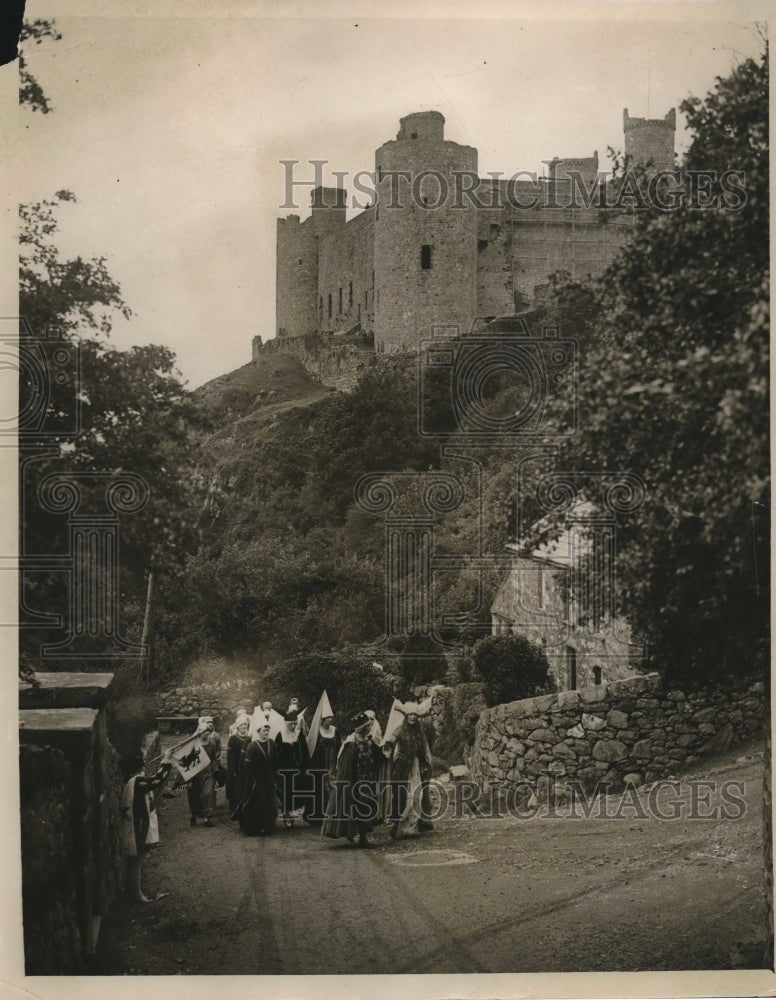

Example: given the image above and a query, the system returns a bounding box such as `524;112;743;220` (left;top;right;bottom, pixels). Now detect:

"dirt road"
95;739;769;975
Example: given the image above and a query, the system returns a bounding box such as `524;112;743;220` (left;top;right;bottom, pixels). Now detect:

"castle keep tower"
373;111;478;353
623;108;676;172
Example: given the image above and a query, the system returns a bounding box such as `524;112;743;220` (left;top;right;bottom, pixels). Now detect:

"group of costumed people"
226;692;436;848
118;692;435;901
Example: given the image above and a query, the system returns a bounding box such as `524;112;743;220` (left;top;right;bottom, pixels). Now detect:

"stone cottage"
491;501;642;691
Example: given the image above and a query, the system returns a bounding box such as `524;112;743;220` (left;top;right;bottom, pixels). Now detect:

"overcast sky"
13;1;766;389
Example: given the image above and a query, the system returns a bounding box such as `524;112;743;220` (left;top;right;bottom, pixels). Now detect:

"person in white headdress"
233;719;278;835
252;700;284;740
186;716;222;827
226;711;251;815
382;700;434;838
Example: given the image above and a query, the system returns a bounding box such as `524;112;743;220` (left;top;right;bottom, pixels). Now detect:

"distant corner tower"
623;107;676;172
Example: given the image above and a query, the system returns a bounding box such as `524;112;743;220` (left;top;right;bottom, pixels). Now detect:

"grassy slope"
194;352;333;420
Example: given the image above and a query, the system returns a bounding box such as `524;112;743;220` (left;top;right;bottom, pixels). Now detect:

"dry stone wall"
471;672;765;792
257;331;375;392
158;678;264;725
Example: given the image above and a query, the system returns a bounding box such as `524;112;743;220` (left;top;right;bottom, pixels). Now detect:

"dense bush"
262;650;397;732
473;634;555;707
431;682;487;764
104;663;159;757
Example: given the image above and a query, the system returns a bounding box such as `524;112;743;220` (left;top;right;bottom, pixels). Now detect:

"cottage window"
566;646;577;690
421;244;432;270
328;294;332;319
593;666;602;685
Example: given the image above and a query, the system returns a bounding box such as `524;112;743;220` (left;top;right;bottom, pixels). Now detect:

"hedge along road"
95;737;768;975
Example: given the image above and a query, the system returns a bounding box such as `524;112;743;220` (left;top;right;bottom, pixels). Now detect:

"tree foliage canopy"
540;47;769;685
19;195;207;667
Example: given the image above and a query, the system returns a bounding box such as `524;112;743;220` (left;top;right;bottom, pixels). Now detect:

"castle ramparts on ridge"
255;107;675;369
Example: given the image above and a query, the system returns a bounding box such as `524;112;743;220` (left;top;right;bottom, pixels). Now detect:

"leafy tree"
473;634;555;707
20;192;130;339
18;19;61;114
19;195;207;675
541;48;769;686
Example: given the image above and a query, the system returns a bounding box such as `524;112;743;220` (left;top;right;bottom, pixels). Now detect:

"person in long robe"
233;721;278;835
274;709;311;827
226;712;251;815
187;716;222;827
322;711;384;848
120;751;173;902
307;713;340;823
382;702;434;838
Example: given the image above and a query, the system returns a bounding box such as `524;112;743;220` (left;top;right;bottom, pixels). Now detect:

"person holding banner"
120;750;173;903
187;716;222;827
306;690;340;823
233;721;278;835
322;711;383;849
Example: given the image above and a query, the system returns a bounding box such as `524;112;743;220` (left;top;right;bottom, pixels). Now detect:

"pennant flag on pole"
383;698;405;745
169;733;210;780
306;689;334;757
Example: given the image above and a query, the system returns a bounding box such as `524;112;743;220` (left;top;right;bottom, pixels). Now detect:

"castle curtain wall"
317;208;375;336
274;108;675;351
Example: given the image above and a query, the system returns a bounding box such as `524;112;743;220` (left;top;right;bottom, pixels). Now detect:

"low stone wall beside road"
471;672;766;792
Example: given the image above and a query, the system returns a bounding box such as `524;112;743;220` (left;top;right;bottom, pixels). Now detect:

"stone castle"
256;106;675;372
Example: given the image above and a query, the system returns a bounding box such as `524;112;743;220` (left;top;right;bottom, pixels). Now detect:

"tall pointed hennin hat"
306;689;335;757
